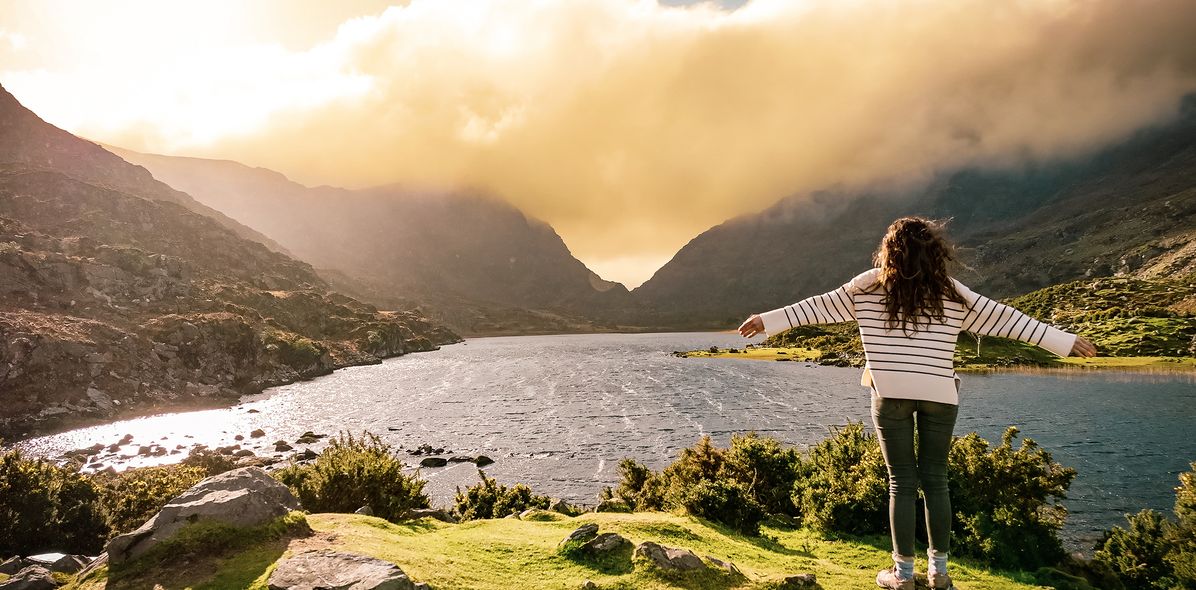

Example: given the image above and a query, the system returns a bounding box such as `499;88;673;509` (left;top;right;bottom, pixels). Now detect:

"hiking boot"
928;571;956;589
876;565;915;590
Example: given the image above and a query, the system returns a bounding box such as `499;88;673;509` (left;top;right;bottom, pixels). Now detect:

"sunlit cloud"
2;0;1195;288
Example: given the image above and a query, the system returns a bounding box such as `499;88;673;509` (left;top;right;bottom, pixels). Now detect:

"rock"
250;428;266;438
413;584;431;590
581;582;598;590
24;553;88;574
106;467;300;565
633;542;705;571
550;498;578;516
446;456;473;463
705;556;742;576
136;445;152;456
247;408;260;413
234;434;245;441
233;449;255;457
419;457;447;468
275;443;294;452
474;455;494;467
355;505;374;516
267;550;414;590
559;523;599;547
0;556;26;575
777;573;818;588
403;508;459;524
579;532;631;556
118;434;133;444
298;448;318;460
0;565;59;590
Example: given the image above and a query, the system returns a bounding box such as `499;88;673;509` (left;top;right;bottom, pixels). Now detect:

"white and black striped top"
758;268;1076;405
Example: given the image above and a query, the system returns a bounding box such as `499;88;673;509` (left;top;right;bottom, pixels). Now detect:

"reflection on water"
17;332;1196;549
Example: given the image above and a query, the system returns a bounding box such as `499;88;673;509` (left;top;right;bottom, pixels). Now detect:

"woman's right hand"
738;315;764;338
1070;335;1097;357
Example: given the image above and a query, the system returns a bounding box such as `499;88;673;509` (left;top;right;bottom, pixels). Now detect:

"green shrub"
1096;461;1196;590
948;427;1075;570
273;432;428;521
0;448;108;555
676;479;766;535
99;463;207;536
791;422;888;535
606;458;665;511
453;471;550;520
722;433;803;516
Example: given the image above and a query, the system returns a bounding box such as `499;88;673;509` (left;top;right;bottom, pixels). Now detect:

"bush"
676;479;766;535
948;427;1076;569
1096;461;1196;590
454;471;551;520
722;433;803;516
273;432;429;521
606;458;665;511
0;448;108;555
791;422;888;535
99;463;207;536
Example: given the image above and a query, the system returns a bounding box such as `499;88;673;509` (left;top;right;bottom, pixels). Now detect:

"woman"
737;216;1096;590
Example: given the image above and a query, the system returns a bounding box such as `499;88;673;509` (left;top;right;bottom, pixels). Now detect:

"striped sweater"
758;268;1076;405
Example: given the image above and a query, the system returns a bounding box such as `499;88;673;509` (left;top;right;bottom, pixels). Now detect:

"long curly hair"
867;216;966;333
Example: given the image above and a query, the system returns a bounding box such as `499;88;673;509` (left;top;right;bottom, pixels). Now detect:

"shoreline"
675;345;1196;374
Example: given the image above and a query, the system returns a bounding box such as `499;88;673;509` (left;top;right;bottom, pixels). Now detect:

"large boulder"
633;542;705;571
0;557;25;575
106;467;300;565
24;554;89;574
579;532;631;557
0;566;59;590
267;550;414;590
558;524;599;547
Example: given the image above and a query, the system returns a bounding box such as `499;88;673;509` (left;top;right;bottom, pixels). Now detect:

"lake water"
19;332;1196;549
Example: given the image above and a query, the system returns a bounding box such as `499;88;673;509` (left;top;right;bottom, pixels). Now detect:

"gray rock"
580;532;630;556
402;508;458;523
633;542;705;571
267;550;413;590
25;553;88;574
778;573;818;588
559;523;599;547
0;566;59;590
705;556;742;576
106;467;300;565
0;557;25;575
355;505;374;516
581;582;598;590
474;455;494;467
549;498;577;515
419;457;447;468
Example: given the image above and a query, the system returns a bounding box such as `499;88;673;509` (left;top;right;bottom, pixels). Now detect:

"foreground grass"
69;512;1050;590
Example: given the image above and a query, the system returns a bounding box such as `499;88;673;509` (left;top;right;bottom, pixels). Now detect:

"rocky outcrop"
0;85;460;439
106;467;300;565
267;550;414;590
0;566;58;590
633;542;706;571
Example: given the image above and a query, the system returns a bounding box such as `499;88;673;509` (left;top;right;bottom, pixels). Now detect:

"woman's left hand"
738;314;764;338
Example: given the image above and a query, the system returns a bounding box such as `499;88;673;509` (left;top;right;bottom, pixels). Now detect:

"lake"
19;332;1196;549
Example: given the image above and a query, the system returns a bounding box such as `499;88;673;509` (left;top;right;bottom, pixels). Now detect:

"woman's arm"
953;279;1096;357
740;270;878;338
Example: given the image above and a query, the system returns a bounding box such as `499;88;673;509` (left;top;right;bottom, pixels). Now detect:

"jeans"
870;393;959;558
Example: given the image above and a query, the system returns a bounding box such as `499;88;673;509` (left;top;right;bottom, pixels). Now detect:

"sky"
2;0;1195;288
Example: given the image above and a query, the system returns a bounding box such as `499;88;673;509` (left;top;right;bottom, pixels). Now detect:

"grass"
64;511;1052;590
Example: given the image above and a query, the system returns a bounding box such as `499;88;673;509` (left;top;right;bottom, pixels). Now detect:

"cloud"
4;0;1196;287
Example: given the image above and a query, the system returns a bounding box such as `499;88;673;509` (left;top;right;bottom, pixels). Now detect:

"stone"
402;508;458;524
0;565;59;590
705;556;742;576
474;455;494;467
0;557;26;575
579;532;631;556
581;582;598;590
250;428;266;438
413;584;431;590
234;449;255;457
446;456;473;463
559;523;599;547
633;542;705;571
298;448;318;460
25;553;88;574
267;550;414;590
355;505;374;516
275;443;294;452
777;573;818;588
550;498;577;515
419;457;447;468
106;467;300;565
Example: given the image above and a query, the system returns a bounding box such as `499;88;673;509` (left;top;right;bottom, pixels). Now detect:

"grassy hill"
65;512;1052;590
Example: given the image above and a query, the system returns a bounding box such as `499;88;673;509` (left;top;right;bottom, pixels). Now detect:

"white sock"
928;549;948;576
894;554;915;580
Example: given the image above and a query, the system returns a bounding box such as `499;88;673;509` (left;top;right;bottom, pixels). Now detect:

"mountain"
632;97;1196;329
0;84;459;438
104;148;636;335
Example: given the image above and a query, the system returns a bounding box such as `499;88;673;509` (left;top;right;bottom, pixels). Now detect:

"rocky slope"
103;148;635;336
632;97;1196;329
0;85;459;439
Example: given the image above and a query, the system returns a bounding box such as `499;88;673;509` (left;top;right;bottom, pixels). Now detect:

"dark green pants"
870;394;959;558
